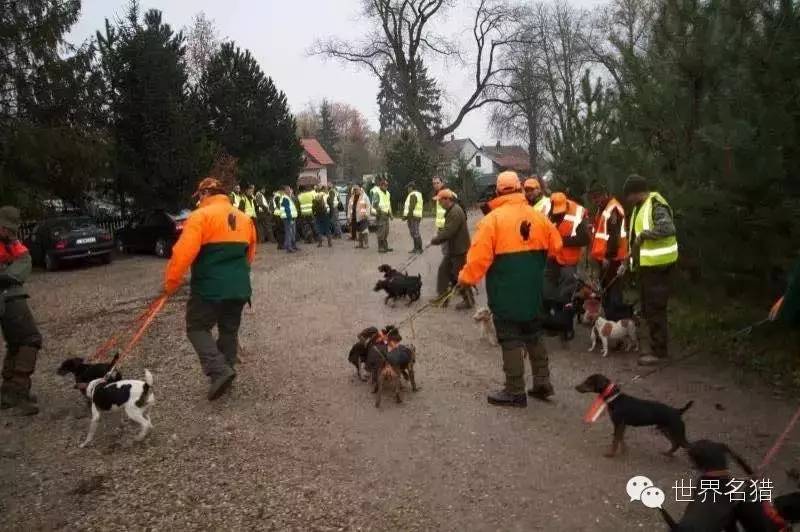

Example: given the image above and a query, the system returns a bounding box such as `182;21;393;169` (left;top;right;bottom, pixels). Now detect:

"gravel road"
1;217;797;531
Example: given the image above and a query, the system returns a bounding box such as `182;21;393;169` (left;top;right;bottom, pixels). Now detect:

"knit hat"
0;206;20;234
622;174;649;196
587;179;607;196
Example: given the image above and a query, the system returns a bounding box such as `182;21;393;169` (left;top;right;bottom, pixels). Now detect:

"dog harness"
583;383;620;423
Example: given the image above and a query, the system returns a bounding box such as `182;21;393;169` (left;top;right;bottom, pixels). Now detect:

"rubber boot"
327;235;332;247
415;237;424;254
526;339;554;400
488;346;527;407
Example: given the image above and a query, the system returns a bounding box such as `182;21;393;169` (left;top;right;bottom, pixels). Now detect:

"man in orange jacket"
164;177;257;401
458;171;562;407
544;192;590;309
588;181;628;318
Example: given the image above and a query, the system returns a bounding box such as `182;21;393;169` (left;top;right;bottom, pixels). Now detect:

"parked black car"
24;216;114;271
115;209;189;258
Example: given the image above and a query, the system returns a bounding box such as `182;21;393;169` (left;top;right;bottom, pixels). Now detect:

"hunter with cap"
545;192;590;308
524;177;551;217
622;174;679;366
164;177;257;400
458;171;563;407
587;180;628;319
0;206;42;415
430;188;472;310
403;181;424;254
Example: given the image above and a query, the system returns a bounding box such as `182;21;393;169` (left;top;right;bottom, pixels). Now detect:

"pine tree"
317;99;339;163
378;60;442;137
198;42;302;191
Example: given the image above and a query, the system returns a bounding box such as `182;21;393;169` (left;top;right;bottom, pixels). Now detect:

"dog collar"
583;383;618;423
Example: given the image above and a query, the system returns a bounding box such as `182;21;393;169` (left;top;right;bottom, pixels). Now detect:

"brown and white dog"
588;316;638;357
472;307;498;346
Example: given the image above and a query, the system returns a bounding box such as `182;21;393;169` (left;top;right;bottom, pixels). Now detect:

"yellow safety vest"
435;190;457;228
298;191;315;217
375;188;392;216
242;195;256;218
404;191;423;218
272;194;282;217
230;192;242;209
630;192;679;269
275;194;298;219
533;196;551;217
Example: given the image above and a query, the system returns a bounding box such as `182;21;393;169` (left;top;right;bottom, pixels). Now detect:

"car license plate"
76;237;96;245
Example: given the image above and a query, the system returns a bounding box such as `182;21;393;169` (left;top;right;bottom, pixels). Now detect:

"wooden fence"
18;215;133;242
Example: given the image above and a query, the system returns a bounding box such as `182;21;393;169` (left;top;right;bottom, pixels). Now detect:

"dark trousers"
492;318;550;394
299;216;316;243
1;297;42;393
376;214;390;250
436;253;466;295
601;260;624;316
639;265;673;358
544;260;578;304
186;296;246;378
258;214;274;243
407;218;422;251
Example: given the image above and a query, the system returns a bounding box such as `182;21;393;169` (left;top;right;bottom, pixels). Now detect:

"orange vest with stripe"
590;198;628;262
550;199;586;266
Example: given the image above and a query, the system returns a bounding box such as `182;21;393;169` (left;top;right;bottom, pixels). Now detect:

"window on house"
476;155;482;167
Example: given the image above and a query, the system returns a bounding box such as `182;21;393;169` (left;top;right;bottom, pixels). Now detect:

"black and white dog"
79;369;155;448
58;354;122;396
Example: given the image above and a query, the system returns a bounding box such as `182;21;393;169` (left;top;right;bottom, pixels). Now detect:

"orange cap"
523;178;541;190
551;192;567;214
193;177;225;198
495;171;521;193
434;188;455;201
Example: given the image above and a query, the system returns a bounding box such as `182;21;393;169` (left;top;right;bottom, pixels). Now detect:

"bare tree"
185;12;220;86
311;0;521;143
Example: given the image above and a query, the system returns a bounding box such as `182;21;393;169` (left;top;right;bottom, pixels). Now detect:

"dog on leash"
347;326;379;381
588;316;638;357
374;274;422;306
58;353;122;396
472;307;498;346
79;369;155;448
378;264;401;279
574;373;692;457
375;344;418;408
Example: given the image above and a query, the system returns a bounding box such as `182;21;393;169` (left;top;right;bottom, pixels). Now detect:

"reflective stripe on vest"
630;192;678;268
242;196;256;218
272;195;282;217
551;200;585;266
230;192;241;208
533;196;551;217
590;198;628;261
298;191;315;216
404;191;423;218
277;195;298;219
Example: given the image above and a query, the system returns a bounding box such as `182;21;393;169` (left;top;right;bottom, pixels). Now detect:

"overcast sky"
69;0;605;146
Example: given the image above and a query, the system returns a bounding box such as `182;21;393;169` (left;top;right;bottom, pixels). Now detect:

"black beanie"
622;174;648;196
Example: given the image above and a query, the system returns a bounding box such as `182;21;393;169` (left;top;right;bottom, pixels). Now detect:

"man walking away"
623;174;679;366
313;186;333;247
0;207;41;416
297;185;317;244
545;192;590;307
403;182;424;254
588;180;628;319
280;185;299;253
373;178;393;253
430;189;472;310
164;178;257;401
458;172;562;407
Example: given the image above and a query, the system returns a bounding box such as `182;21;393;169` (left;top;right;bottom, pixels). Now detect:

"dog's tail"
679;400;694;415
144;369;153;387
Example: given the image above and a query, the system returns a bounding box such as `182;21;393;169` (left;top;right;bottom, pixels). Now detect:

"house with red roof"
298;138;335;187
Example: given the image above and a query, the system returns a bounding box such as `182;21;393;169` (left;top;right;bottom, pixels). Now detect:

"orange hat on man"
550;192;568;214
193;177;225;198
434;188;456;201
496;171;521;193
523;177;541;190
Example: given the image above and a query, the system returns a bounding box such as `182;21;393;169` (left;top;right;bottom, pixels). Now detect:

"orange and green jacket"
459;193;563;321
165;194;256;300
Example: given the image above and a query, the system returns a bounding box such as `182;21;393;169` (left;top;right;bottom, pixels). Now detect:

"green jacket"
779;257;800;326
431;203;470;256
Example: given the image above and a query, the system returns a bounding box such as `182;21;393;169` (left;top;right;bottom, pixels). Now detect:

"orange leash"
106;295;167;373
88;297;165;362
757;401;800;475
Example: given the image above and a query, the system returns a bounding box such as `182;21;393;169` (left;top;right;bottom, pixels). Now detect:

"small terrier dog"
472;307;498;346
58;354;122;396
347;326;379;381
588;316;638;357
375;344;417;408
79;369;155;448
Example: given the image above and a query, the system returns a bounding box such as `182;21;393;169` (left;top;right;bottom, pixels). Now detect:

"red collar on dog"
584;383;619;423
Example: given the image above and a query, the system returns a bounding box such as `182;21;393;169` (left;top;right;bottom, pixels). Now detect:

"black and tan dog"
365;326;418;407
58;353;122;397
347;326;379;381
374;274;422;306
575;373;692;457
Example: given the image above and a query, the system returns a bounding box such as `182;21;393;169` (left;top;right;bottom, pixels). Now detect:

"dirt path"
1;218;798;531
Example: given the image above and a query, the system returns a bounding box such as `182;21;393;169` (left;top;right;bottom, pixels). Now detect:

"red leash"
757;401;800;474
89;304;154;362
106;295;167;372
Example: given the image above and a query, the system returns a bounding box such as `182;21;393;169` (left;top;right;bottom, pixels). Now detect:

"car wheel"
154;238;168;258
44;253;59;272
116;238;127;254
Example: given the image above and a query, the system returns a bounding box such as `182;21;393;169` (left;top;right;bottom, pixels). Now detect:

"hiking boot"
1;388;38;415
12;398;39;416
637;354;664;367
527;383;555;401
487;390;527;407
207;366;236;401
385;247;394;252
